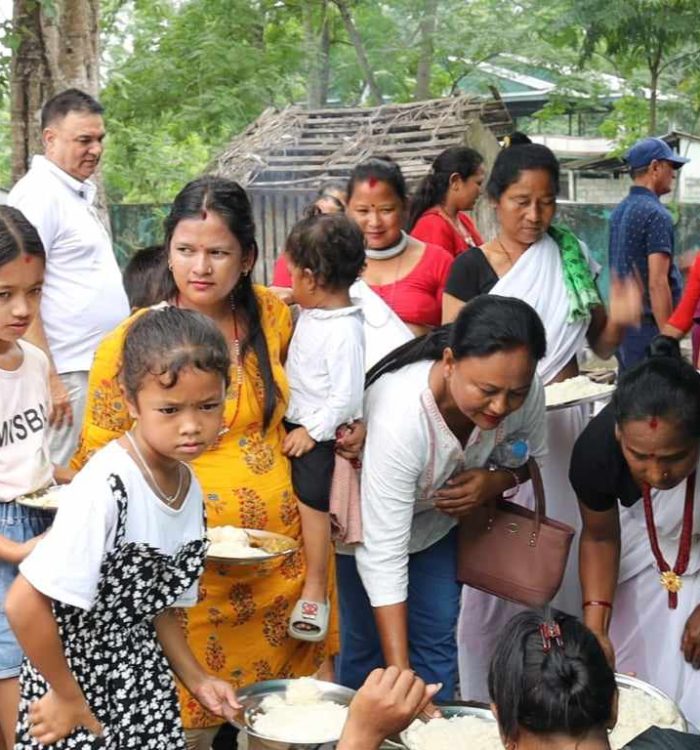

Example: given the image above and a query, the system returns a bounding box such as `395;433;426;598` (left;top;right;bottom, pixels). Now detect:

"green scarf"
548;224;601;323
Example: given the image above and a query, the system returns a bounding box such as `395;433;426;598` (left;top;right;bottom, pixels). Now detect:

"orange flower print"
228;583;256;626
92;379;129;432
205;492;226;518
279;489;297;527
235;487;268;528
184;696;210;727
253;660;274;682
208;607;225;627
204;634;226;672
263;595;290;647
174;607;190;639
197;582;208;603
239;426;274;475
280;549;303;581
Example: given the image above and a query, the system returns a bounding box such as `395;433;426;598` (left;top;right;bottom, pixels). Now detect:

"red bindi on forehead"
649;416;658;429
24;255;33;263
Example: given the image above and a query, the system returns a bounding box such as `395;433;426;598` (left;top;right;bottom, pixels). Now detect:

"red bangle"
583;600;613;610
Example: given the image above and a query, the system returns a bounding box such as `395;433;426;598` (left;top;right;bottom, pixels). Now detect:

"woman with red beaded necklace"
571;335;700;726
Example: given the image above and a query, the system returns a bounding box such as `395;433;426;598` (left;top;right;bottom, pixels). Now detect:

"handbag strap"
528;457;547;534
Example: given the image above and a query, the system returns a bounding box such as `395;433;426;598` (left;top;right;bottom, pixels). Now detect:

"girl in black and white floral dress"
6;307;240;749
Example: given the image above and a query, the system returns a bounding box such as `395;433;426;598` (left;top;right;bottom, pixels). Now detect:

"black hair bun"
646;335;682;360
504;132;533;148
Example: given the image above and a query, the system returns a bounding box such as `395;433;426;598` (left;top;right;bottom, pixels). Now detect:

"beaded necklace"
642;471;696;609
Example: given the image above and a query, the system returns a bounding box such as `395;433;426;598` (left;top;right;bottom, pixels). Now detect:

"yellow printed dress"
71;287;339;730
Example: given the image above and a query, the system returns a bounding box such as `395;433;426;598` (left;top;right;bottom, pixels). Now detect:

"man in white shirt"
8;89;129;465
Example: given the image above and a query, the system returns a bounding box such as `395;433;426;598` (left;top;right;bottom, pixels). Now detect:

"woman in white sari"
571;337;700;725
443;136;641;701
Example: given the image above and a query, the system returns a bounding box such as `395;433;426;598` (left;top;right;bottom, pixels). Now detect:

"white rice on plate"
609;686;685;749
251;678;348;743
207;525;268;559
403;715;502;750
545;375;614;407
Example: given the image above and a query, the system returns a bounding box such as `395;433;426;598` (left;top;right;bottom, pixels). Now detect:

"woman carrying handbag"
336;295;547;712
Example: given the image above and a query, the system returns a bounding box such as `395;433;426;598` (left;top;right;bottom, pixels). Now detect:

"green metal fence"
111;201;700;296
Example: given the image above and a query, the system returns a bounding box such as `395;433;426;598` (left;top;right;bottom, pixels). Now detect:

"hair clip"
539;621;563;653
502;135;511;149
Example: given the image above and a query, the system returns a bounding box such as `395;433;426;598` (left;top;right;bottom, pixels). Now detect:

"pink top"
369;243;453;328
410;209;484;257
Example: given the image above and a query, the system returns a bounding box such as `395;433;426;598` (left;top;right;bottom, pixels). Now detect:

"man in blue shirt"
609;137;689;370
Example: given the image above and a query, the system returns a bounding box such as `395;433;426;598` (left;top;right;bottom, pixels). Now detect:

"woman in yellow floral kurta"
71;177;339;745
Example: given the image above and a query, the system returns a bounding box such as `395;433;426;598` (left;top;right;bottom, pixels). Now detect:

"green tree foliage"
97;0;700;203
547;0;700;135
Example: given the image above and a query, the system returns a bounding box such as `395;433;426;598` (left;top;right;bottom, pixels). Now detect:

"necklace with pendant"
642;472;695;609
125;431;185;507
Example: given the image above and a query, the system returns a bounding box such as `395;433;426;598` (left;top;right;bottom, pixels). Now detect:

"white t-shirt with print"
21;441;205;609
0;341;53;501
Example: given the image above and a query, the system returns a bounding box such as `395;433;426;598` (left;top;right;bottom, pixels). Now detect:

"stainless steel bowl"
615;673;688;732
231;678;355;749
399;701;498;749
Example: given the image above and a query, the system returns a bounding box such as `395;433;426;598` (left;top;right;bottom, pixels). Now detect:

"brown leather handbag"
457;458;575;607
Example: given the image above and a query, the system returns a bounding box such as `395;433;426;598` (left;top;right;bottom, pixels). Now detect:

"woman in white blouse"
336;295;548;705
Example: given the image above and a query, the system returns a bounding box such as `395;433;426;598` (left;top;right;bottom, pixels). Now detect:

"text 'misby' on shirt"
0;341;53;501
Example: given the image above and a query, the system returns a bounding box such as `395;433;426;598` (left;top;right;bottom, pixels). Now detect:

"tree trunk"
648;66;658;135
332;0;383;105
304;0;331;108
11;0;100;183
413;0;438;101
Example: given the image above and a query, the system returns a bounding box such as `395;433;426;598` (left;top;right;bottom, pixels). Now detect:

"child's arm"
5;574;102;744
154;608;240;719
0;533;43;565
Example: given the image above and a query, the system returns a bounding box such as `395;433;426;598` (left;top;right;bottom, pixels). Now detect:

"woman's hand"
282;427;315;458
682;604;700;669
28;689;102;745
335;420;366;461
337;667;440;750
191;675;241;722
433;468;503;518
590;629;616;670
607;273;642;329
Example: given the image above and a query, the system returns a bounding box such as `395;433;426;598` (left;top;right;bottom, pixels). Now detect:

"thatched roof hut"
213;94;512;282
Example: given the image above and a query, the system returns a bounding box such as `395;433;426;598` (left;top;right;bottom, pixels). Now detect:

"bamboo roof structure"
213;93;512;188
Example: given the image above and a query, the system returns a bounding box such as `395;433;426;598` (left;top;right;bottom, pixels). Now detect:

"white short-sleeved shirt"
0;341;53;501
8;156;130;374
355;360;547;607
285;306;365;441
21;441;205;610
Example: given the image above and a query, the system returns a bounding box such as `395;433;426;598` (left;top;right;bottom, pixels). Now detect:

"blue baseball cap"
626;137;690;170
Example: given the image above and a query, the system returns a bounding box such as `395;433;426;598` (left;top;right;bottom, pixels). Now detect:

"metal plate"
545;384;615;411
206;528;298;566
231;678;355;749
399;701;497;748
615;673;688;732
15;485;63;511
